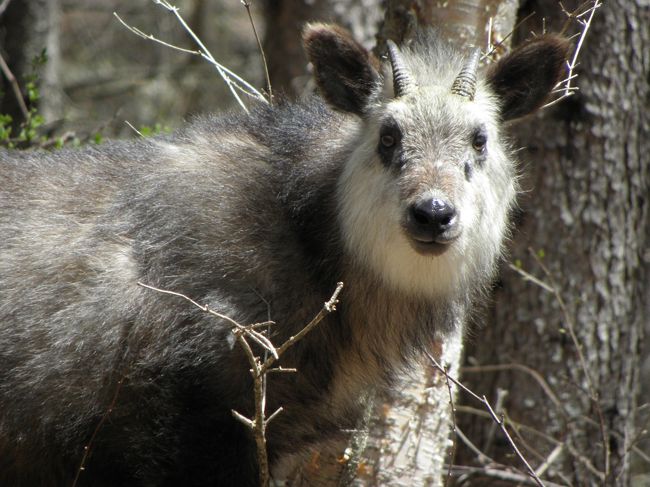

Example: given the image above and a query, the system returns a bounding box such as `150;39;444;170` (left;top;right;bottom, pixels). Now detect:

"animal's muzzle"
404;198;460;254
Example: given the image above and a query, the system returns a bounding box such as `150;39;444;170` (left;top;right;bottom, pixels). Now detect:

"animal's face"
370;86;503;255
337;85;515;296
304;24;570;297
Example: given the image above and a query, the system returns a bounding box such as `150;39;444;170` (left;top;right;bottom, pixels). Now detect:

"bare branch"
113;13;200;56
232;409;256;429
426;352;546;487
462;362;566;415
0;51;29;121
535;444;564;478
265;407;284;425
542;0;602;108
441;364;458;485
508;263;554;293
259;281;344;374
124;120;145;138
137;281;242;329
457;404;605;481
241;0;273;103
449;465;567;487
266;367;297;374
151;0;267;109
483;12;538;62
527;248;611;479
113;3;268;113
72;377;126;487
139;280;343;487
454;427;495;465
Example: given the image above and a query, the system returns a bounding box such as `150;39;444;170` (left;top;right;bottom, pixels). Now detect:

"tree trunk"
262;0;384;97
458;0;650;484
281;2;519;485
0;0;62;126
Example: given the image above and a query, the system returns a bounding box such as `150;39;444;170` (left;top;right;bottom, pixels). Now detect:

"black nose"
407;198;459;243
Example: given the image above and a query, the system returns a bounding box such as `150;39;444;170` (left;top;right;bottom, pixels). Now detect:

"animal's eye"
472;130;487;152
378;121;402;167
379;121;401;149
381;135;395;148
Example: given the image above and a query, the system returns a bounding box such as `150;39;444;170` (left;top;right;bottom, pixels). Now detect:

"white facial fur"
337;84;517;299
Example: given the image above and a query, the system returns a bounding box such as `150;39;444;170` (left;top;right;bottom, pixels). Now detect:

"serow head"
303;23;571;293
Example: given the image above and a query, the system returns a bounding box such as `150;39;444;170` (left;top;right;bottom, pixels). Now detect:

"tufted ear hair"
303;23;381;116
486;35;572;121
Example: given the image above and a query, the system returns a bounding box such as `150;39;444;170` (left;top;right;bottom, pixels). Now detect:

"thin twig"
482;388;508;455
151;0;265;110
449;465;567;487
508;263;554;293
124;120;145;138
71;377;126;487
441;364;458;486
137;281;243;328
114;4;267;112
542;0;601;108
457;404;604;482
241;0;273;103
454;427;495;465
426;351;546;487
232;409;256;428
0;51;29;121
527;248;610;480
482;12;537;62
462;362;566;415
113;13;200;55
266;406;284;424
535;444;564;477
259;282;343;375
232;282;343;487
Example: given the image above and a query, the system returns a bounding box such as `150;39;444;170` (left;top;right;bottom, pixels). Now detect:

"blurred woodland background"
1;0;648;485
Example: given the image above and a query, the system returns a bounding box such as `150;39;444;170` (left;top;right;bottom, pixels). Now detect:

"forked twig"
231;281;343;487
542;0;602;108
113;1;268;112
139;280;343;487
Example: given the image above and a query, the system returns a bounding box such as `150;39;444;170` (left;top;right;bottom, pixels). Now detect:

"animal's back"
0;99;347;486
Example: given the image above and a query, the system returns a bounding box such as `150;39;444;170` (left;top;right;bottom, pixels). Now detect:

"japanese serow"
0;24;569;486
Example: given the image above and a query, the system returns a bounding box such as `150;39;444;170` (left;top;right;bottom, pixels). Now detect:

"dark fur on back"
1;98;436;486
0;99;351;486
0;24;569;486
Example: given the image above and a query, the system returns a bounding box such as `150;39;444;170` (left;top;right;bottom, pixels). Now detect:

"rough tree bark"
458;0;650;485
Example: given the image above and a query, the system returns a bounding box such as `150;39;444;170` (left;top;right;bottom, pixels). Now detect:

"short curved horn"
450;49;480;101
386;40;417;98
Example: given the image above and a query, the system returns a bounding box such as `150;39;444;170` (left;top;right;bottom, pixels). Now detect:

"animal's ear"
303;23;381;115
486;35;571;121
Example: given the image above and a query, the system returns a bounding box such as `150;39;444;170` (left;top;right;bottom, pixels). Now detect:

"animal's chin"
407;237;456;256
